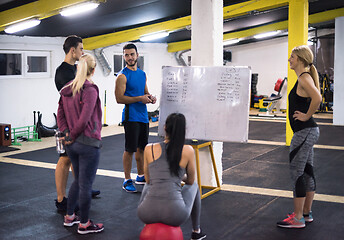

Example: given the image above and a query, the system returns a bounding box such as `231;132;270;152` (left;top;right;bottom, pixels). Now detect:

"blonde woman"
277;45;322;228
57;54;104;234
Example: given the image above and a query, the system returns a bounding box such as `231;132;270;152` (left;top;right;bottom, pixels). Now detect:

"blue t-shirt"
119;67;149;123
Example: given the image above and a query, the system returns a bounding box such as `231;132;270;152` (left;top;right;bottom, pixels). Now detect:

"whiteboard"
158;66;251;142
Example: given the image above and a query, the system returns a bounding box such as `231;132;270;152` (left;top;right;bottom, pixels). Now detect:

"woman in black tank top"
277;45;322;229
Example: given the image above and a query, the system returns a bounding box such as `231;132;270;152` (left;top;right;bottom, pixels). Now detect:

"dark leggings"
66;142;100;223
289;127;319;198
138;182;201;230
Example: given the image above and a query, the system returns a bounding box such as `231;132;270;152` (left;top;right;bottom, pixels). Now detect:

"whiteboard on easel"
158;66;251;142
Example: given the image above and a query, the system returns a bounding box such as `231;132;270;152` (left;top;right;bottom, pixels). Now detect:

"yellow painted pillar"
286;0;308;145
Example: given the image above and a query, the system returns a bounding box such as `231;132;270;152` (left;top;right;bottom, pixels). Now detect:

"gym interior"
1;1;344;239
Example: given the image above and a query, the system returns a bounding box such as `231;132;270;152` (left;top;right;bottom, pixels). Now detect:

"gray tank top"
146;142;186;200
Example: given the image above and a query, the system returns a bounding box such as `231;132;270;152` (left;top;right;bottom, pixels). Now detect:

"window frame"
0;50;24;78
0;50;51;79
113;53;145;76
25;51;50;77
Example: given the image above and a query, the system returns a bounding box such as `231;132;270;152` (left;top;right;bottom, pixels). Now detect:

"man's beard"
126;59;137;67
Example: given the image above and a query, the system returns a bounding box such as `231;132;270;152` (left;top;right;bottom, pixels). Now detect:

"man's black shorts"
123;121;149;153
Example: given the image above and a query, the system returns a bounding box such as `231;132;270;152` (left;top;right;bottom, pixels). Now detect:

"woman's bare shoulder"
298;72;314;85
183;145;194;154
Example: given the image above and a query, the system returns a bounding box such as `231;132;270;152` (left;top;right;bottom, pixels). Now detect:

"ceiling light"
5;19;41;34
60;2;99;17
140;32;169;42
253;31;280;39
223;39;240;46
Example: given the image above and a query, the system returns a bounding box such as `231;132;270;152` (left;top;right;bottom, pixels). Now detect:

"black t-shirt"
55;62;77;91
288;72;317;132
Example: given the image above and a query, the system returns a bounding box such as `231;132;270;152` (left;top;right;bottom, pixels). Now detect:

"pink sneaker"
288;212;313;223
78;220;104;234
64;214;80;227
277;215;305;228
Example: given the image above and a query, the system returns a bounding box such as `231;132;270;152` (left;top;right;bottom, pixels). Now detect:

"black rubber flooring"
1;120;343;240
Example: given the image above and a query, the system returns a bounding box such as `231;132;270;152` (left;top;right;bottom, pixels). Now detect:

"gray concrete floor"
1;116;343;240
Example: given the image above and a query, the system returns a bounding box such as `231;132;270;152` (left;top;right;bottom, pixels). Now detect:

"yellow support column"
286;0;309;145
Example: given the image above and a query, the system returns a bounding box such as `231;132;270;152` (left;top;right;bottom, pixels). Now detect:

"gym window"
0;53;22;76
27;56;47;72
0;51;51;78
25;52;50;77
113;54;145;76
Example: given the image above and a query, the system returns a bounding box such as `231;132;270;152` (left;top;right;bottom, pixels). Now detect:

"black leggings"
289;127;319;198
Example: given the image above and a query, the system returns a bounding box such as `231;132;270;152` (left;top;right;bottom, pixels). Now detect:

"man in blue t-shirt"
115;43;156;193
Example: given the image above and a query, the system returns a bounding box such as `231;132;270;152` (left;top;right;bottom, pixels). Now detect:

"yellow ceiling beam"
167;40;192;54
0;0;103;31
167;7;344;53
83;0;290;50
167;21;288;53
309;7;344;24
223;20;288;40
83;16;191;50
223;0;289;19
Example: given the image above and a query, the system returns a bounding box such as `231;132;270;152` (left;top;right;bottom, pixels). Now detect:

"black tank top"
288;72;318;133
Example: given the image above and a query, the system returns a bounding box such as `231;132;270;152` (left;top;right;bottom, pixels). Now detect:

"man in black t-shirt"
54;36;100;212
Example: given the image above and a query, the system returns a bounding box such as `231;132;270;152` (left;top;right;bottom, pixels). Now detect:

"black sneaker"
92;189;101;197
191;231;206;240
55;197;67;212
78;220;104;235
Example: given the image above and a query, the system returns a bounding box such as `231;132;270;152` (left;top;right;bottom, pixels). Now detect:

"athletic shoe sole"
78;228;104;234
122;186;137;193
277;223;305;228
135;181;146;185
64;220;80;227
191;235;207;240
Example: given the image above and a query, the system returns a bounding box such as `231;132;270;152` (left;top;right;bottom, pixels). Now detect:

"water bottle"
55;131;65;154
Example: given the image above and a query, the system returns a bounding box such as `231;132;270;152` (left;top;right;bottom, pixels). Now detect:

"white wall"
0;35;64;128
0;35;176;128
226;37;289;96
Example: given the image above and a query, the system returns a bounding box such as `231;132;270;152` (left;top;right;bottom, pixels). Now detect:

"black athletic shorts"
123;121;149;153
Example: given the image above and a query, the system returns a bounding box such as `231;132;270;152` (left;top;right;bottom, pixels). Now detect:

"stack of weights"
251;73;258;108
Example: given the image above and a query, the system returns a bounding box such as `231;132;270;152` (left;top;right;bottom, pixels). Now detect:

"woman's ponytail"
309;64;320;92
68;53;96;96
165;113;186;176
